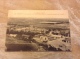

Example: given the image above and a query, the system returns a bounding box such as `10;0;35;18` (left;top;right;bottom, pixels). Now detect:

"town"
5;20;71;51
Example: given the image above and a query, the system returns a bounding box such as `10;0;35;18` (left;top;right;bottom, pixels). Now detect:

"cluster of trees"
7;28;39;35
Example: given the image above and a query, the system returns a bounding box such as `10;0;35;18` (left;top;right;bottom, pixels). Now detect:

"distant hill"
8;18;69;29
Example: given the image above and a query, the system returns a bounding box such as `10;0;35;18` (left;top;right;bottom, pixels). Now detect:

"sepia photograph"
5;18;71;52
